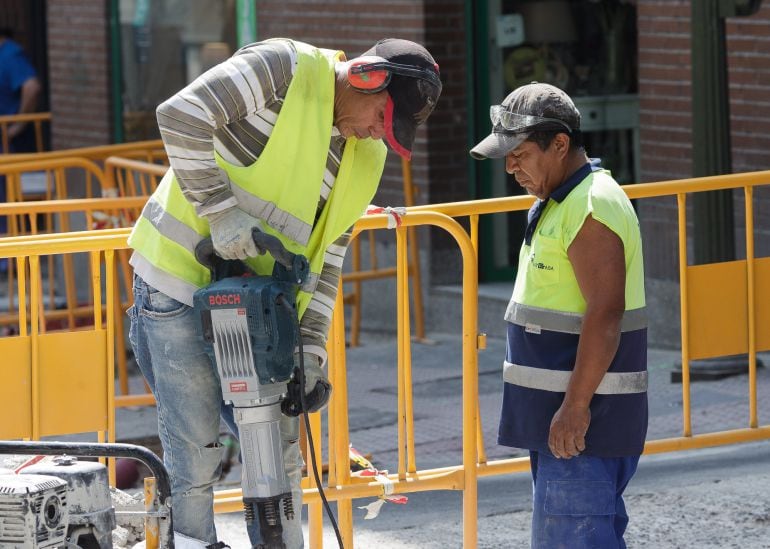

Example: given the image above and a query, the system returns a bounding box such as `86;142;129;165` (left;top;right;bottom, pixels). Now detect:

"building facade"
3;0;770;347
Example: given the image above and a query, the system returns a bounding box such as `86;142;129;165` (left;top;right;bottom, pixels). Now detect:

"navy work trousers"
530;450;640;549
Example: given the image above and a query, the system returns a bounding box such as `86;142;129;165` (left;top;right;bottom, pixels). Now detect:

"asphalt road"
213;440;770;548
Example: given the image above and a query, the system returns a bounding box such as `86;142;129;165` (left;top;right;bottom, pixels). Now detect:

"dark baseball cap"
360;39;442;160
470;82;580;160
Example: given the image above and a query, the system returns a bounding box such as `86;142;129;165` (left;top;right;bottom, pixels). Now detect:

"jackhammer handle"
194;230;309;284
251;227;296;270
194;237;217;269
193;230;293;269
251;228;310;284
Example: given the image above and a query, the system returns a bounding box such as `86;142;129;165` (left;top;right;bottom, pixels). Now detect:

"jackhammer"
193;229;310;549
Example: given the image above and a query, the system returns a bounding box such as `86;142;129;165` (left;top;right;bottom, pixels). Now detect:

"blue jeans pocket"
544;480;614;516
141;287;189;318
127;304;138;350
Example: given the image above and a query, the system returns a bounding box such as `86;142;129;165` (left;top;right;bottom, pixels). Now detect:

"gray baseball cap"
470;82;581;160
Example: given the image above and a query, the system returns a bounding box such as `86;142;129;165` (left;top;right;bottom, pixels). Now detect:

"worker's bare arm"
548;214;625;459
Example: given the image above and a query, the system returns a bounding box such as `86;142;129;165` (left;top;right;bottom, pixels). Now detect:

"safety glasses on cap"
490;105;572;133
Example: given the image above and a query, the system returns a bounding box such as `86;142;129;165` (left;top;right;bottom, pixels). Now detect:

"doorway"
473;0;639;282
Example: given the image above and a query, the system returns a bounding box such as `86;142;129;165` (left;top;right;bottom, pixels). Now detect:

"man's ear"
553;132;571;158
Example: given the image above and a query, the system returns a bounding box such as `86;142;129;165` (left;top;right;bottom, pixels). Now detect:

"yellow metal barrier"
0;232;119;457
301;170;770;546
343;158;427;346
0;112;51;153
2;170;770;547
0;158;110;336
1;156;106;209
1;155;168;404
0;156;128;394
0;197;150;409
211;210;480;548
103;156;167;201
100;157;166;402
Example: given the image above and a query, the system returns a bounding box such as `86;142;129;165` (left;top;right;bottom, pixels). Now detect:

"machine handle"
194;228;309;284
194;237;217;270
251;228;297;271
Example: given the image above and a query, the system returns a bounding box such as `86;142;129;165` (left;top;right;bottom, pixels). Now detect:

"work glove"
205;207;266;260
281;353;332;417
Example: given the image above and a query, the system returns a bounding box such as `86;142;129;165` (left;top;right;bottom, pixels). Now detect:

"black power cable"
278;295;344;548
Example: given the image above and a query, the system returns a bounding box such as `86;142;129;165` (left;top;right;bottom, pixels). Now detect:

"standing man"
471;82;647;548
0;27;41;149
0;27;42;256
128;38;441;548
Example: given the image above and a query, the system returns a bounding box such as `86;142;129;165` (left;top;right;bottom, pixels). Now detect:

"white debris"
112;525;130;547
1;454;32;471
111;487;146;549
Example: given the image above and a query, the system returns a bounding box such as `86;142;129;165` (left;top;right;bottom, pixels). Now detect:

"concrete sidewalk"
115;330;770;547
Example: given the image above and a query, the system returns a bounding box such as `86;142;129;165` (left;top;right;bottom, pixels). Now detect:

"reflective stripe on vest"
229;183;311;246
141;197;201;252
505;301;648;335
503;361;648;394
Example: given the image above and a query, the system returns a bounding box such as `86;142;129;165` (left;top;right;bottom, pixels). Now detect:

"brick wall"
728;5;770;261
424;0;469;205
726;6;770;175
638;0;692;184
637;1;770;281
47;0;112;148
637;0;691;281
424;0;470;284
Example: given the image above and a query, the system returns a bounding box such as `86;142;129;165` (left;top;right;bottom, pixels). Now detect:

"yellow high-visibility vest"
501;169;648;457
129;40;387;317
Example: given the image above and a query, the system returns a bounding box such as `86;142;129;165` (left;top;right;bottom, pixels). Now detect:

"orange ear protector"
348;55;441;94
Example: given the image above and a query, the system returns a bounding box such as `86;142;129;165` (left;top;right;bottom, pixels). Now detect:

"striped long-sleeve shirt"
155;39;350;365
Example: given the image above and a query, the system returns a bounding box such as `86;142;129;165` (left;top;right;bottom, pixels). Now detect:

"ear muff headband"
349;60;441;94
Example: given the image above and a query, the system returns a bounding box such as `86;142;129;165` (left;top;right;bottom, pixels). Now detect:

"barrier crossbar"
0;139;165;165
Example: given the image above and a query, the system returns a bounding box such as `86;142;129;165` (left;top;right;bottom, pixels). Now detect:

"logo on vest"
530;255;554;271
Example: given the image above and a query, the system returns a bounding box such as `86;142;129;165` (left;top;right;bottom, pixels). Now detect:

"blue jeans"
128;275;304;548
530;451;639;549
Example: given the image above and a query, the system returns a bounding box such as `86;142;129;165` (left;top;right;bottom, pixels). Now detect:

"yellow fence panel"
0;197;151;406
686;260;748;360
0;335;32;439
755;257;770;352
38;330;108;437
0;240;117;448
